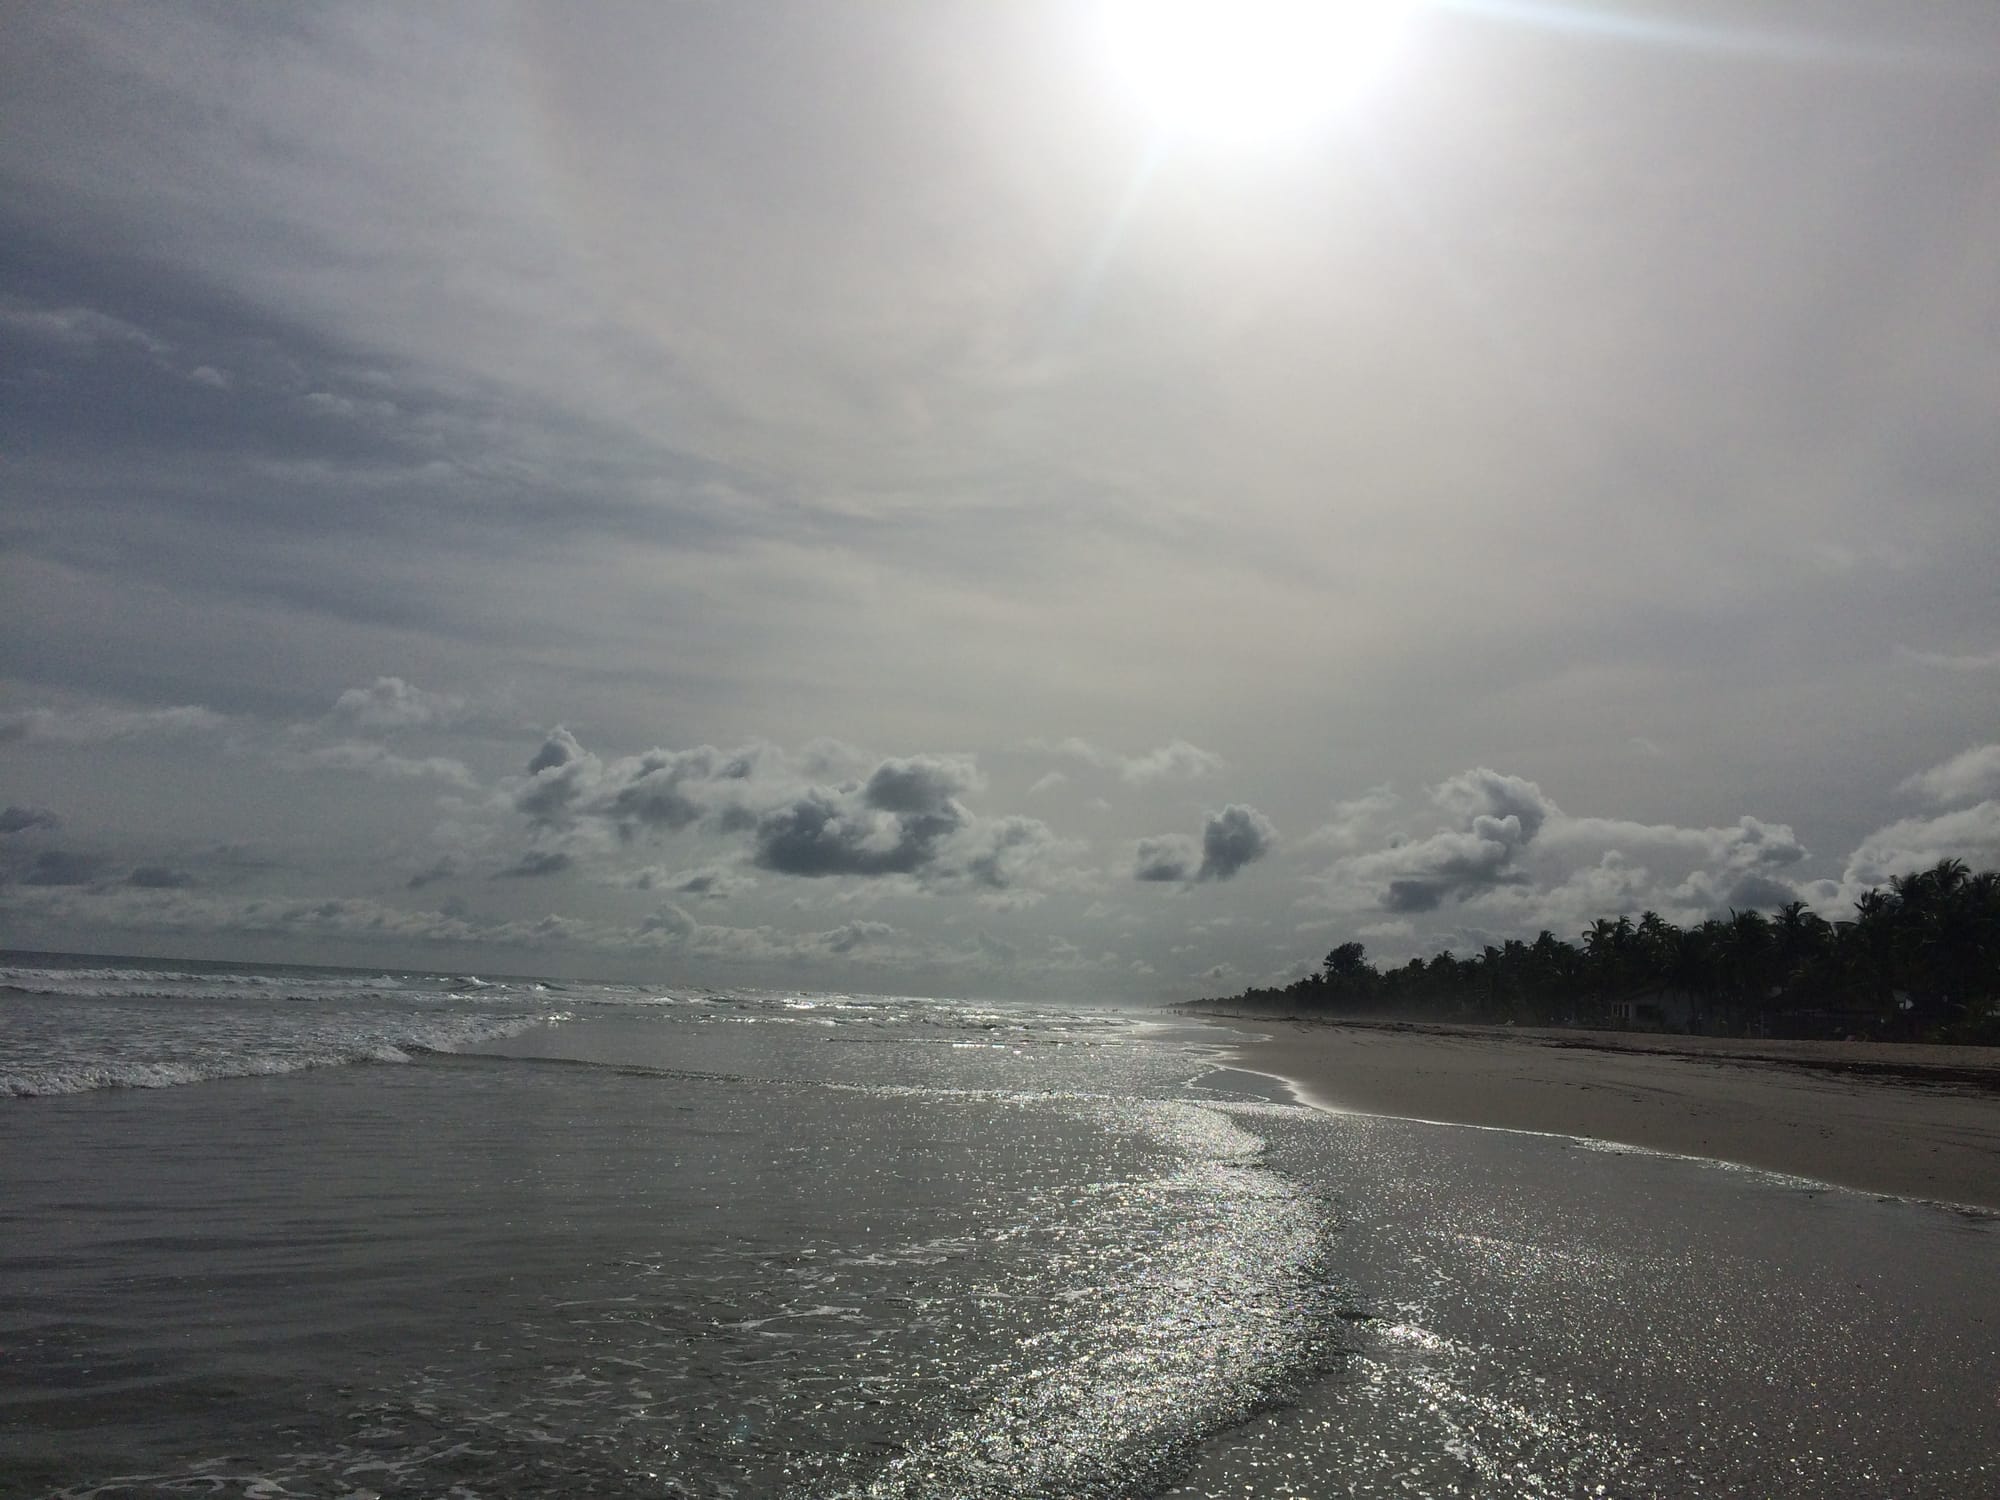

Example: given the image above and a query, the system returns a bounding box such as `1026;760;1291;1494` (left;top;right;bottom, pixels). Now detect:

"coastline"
1196;1013;2000;1211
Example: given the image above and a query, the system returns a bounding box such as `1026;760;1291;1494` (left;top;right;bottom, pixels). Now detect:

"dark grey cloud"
406;856;458;890
508;733;1053;891
1197;804;1277;882
625;865;756;902
752;788;966;879
21;849;109;886
494;850;574;880
1722;871;1796;910
1133;834;1199;883
126;865;196;889
514;733;783;841
824;919;896;955
1375;829;1530;912
1352;770;1555;911
0;805;60;835
517;728;597;826
1134;805;1276;884
602;745;776;840
862;754;983;814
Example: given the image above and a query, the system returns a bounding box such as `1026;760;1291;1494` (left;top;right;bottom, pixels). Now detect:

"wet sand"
1198;1014;2000;1210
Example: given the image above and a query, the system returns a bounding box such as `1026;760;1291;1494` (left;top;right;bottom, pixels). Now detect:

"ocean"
3;950;1994;1498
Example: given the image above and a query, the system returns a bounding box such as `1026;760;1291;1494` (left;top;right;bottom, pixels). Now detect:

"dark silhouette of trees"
1186;859;2000;1043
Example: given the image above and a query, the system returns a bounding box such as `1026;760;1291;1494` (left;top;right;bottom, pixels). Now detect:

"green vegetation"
1187;859;2000;1043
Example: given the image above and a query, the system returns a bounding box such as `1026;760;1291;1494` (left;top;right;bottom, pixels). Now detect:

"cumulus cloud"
1897;742;2000;806
330;676;465;730
507;731;1067;893
0;805;60;835
1837;800;2000;892
513;731;788;841
516;727;600;826
753;784;967;878
1037;737;1225;783
1330;771;1554;911
1431;768;1558;843
603;743;779;839
1316;767;1814;929
1134;804;1276;884
1197;804;1277;881
0;704;227;744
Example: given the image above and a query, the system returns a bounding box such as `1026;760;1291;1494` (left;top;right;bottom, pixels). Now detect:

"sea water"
3;951;1995;1497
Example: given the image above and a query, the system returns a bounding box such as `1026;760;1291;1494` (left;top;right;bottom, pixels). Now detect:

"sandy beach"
1202;1013;2000;1211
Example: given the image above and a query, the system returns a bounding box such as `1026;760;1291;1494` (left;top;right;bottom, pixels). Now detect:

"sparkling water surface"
3;952;1994;1497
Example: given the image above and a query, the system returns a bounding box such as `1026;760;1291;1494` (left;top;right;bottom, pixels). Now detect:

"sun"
1098;0;1421;143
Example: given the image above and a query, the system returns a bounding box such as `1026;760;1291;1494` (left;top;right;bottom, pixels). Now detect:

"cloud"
1133;833;1200;883
20;849;110;886
752;785;967;879
1027;770;1068;795
514;731;788;841
1333;773;1553;912
601;743;779;839
1837;800;2000;893
1897;742;2000;806
0;704;227;744
516;727;601;826
1898;646;2000;672
406;856;458;890
824;919;897;954
126;865;196;889
863;753;985;812
958;815;1069;892
0;805;61;835
1037;737;1225;783
1316;767;1813;930
330;676;465;729
0;297;167;355
1431;768;1558;843
1303;787;1399;851
624;864;756;901
1197;804;1276;882
287;740;475;786
507;732;1067;892
494;849;574;879
1133;804;1276;884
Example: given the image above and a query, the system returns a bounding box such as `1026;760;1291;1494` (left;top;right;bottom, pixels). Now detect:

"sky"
2;0;1997;997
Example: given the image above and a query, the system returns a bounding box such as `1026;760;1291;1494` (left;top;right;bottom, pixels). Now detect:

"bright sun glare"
1099;0;1421;143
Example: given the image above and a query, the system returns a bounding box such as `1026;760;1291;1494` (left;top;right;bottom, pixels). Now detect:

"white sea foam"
1;1011;555;1097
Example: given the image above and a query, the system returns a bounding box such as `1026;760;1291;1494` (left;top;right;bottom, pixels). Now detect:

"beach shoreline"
1192;1012;2000;1211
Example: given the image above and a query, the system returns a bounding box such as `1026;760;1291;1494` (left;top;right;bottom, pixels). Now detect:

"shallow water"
3;953;1994;1497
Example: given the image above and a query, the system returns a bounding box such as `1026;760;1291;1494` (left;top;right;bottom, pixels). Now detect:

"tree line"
1187;858;1999;1043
